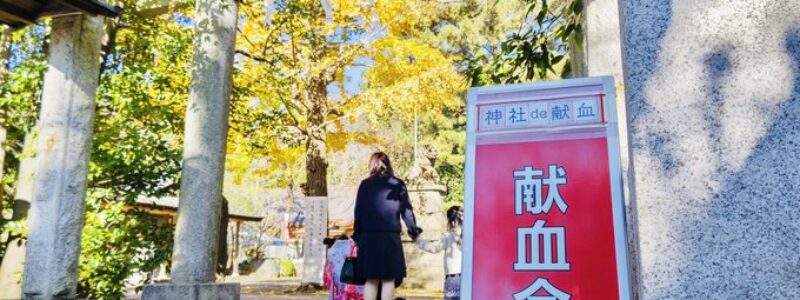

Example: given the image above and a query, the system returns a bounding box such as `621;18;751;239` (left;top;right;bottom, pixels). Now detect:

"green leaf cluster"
468;0;583;86
77;196;173;300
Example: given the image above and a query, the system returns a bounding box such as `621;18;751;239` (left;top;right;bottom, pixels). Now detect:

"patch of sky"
327;57;373;99
174;13;194;28
7;24;46;69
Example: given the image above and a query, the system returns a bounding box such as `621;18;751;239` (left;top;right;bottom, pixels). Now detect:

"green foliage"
0;24;47;177
0;24;47;258
233;0;377;195
0;2;587;298
278;258;296;277
75;2;194;298
468;0;584;86
89;6;191;199
77;196;173;300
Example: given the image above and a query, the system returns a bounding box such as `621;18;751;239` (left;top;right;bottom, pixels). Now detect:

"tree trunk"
299;78;329;290
304;78;328;197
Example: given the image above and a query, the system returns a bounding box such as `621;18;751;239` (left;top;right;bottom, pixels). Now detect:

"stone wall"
621;1;800;298
402;185;447;290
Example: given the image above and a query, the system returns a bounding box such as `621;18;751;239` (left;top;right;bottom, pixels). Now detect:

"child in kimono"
415;206;463;300
324;234;365;300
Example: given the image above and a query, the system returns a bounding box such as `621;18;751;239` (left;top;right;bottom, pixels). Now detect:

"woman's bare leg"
364;279;380;300
380;279;395;300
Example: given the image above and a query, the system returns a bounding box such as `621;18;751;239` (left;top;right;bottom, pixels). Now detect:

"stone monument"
300;196;328;287
403;146;447;290
621;0;800;298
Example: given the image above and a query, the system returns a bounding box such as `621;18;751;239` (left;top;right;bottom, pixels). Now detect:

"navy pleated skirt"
356;231;406;279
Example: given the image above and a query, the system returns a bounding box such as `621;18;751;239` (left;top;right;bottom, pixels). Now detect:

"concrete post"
0;132;36;300
582;0;640;297
232;220;240;275
621;0;800;298
584;0;630;191
142;0;239;298
21;15;104;300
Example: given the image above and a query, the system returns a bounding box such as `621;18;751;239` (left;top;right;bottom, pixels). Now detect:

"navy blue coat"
353;174;422;279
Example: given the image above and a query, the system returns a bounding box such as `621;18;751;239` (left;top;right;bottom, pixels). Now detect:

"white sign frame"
461;76;632;300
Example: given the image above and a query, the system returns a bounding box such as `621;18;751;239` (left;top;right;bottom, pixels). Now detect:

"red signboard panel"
472;138;619;299
462;77;631;300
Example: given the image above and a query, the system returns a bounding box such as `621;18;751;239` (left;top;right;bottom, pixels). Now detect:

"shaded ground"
127;278;442;300
239;278;441;300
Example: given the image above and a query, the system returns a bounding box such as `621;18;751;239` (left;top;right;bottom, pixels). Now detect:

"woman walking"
353;152;423;300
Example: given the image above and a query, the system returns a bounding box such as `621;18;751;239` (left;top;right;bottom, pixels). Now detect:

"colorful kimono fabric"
324;239;364;300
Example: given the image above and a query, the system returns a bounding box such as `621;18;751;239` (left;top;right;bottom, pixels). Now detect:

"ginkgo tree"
235;0;375;197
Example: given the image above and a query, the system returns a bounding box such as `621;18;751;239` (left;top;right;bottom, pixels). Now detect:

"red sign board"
462;77;631;300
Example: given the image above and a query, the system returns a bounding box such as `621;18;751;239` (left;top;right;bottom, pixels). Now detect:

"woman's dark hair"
368;151;394;177
323;234;351;249
446;206;463;232
323;237;336;248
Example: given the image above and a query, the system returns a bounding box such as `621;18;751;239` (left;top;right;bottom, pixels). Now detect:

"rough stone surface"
168;0;238;284
21;14;104;300
402;185;446;290
621;1;800;298
0;238;25;299
0;134;36;299
583;0;640;296
142;283;240;300
300;197;327;286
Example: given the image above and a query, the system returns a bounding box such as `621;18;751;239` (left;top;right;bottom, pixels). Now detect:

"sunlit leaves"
468;0;583;86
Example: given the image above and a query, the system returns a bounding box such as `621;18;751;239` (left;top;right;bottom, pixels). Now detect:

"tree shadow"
624;1;800;297
673;26;800;298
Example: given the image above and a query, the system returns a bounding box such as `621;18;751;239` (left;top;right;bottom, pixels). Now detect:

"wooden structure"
132;197;263;275
0;0;120;28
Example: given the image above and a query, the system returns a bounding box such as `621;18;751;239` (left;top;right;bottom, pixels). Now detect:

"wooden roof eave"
0;0;121;29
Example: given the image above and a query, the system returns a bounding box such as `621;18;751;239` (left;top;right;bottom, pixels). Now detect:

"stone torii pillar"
142;0;239;298
581;0;640;296
21;14;104;300
621;0;800;298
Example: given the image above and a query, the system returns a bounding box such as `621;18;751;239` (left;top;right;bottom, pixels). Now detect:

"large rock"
621;0;800;298
402;184;446;290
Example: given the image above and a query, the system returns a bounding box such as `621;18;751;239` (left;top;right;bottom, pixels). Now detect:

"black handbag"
340;257;366;285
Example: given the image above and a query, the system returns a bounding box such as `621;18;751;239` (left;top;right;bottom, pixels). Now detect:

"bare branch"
235;49;270;63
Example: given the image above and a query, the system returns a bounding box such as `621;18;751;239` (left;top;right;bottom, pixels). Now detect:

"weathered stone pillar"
21;14;104;300
584;0;630;195
142;0;239;298
621;0;800;298
0;132;36;300
582;0;640;297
